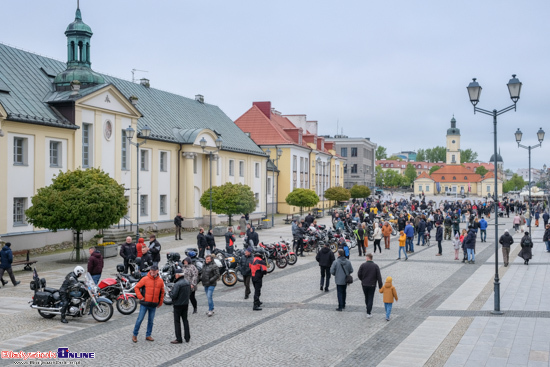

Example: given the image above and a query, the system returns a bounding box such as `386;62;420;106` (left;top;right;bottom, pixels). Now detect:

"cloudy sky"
3;0;550;171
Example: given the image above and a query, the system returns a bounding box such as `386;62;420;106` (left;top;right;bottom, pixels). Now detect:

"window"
82;123;92;167
267;177;272;195
351;147;357;157
351;164;358;173
121;130;128;170
140;195;148;216
292;155;297;189
140;150;148;171
239;161;245;177
160;152;167;172
124;196;130;217
441;176;445;179
255;163;260;178
300;157;304;187
229;160;234;176
254;193;260;209
159;195;167;215
464;176;468;180
344;165;347;174
193;156;197;174
419;185;423;192
13;137;27;165
305;158;309;188
13;198;27;226
341;148;348;157
426;186;430;192
49;141;61;167
453;176;456;180
452;155;456;163
487;185;491;192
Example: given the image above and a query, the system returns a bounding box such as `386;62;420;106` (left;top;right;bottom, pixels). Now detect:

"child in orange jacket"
379;276;398;321
397;231;408;261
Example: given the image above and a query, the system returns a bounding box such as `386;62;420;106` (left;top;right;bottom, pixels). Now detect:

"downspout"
177;143;183;213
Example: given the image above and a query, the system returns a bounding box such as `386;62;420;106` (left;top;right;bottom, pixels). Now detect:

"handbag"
340;261;353;284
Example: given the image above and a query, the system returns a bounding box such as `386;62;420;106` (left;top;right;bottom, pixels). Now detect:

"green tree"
475;166;489;176
285;188;319;215
503;174;526;193
429;165;441;175
25;168;127;262
384;169;404;187
375;166;384;187
461;148;478;163
376;146;387;160
387;155;402;161
350;185;371;198
404;164;418;183
324;186;350;202
416;149;426;162
200;182;256;226
425;146;446;163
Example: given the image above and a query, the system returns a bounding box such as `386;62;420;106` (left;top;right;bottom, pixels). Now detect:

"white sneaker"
367;314;373;318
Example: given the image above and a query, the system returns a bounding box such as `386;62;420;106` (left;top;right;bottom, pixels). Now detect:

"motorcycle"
97;264;138;315
260;242;287;268
30;270;113;322
277;239;297;265
181;248;238;288
160;252;184;306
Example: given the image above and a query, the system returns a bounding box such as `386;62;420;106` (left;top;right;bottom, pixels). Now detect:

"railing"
117;216;134;231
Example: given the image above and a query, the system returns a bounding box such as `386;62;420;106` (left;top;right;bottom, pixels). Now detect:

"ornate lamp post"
466;74;522;314
515;127;545;234
200;136;223;230
125;124;151;241
265;148;283;227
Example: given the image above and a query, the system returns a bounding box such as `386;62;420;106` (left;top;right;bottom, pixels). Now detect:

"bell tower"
446;116;461;165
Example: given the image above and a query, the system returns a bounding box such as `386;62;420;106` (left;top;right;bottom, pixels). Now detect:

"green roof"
0;43;265;156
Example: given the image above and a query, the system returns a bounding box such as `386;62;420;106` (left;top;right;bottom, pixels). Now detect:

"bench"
11;250;36;271
283;214;301;225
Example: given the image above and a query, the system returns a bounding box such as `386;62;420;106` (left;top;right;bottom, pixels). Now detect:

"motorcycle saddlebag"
33;291;52;306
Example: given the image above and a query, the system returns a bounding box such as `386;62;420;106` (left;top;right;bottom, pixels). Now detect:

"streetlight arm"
496;104;518;116
473;106;494;116
473;104;516;116
518;143;542;150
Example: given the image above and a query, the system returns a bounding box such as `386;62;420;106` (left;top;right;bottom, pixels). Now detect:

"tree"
425;146;446;163
199;182;256;226
285;188;319;215
461;148;478;163
350;185;371;198
475;166;489;176
375;166;384;187
376;146;387;160
25;168;127;262
404;164;418;183
324;187;350;203
384;169;404;187
387;155;402;161
416;149;426;162
429;165;441;175
503;174;526;193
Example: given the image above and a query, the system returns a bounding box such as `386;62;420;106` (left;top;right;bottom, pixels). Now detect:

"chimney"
140;78;150;88
253;101;271;119
195;94;204;103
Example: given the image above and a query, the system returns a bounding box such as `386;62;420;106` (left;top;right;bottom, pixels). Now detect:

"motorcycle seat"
44;287;58;293
126;275;140;283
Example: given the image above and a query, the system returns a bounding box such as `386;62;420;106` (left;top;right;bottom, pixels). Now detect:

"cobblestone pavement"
0;213;543;366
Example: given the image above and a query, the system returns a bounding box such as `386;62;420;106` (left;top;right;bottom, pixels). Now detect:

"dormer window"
441;176;445;179
464;176;468;180
453;176;456;180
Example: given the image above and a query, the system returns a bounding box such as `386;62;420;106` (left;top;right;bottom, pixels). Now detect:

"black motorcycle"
160;252;183;306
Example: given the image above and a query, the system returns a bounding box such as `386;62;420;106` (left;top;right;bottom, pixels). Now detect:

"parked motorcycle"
97;264;138;315
30;270;113;322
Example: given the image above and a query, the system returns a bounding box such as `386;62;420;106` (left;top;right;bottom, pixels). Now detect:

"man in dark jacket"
59;266;86;323
417;217;427;246
435;222;443;256
452;214;461;236
87;247;104;284
250;252;267;310
174;213;184;240
543;212;550;227
248;227;259;248
169;269;191;344
197;228;207;259
499;229;514;267
239;248;254;299
444;214;452;240
397;214;406;232
305;212;315;227
294;222;306;256
148;235;161;266
464;227;477;264
0;243;20;287
316;243;335;291
205;229;216;254
224;227;236;254
120;236;137;274
357;253;383;317
330;249;354;312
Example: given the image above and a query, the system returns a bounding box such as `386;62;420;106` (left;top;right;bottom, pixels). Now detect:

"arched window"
70;41;75;61
78;41;83;61
86;43;90;63
453;176;456;180
464;176;468;180
441;176;445;180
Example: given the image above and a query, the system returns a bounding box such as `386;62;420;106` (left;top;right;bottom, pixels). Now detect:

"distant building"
392;151;417;161
516;168;541;184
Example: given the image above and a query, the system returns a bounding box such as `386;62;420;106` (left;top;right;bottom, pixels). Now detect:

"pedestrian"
417;216;427;247
294;222;305;256
201;255;219;316
169;268;191;344
382;221;392;250
238;215;247;238
250;250;267;311
513;214;521;232
452;233;461;260
452;214;461;236
379;276;398;321
174;212;184;240
132;265;165;343
224;227;236;254
520;213;526;232
444;213;452;240
519;232;533;265
87;246;103;285
435;221;443;256
316;242;335;291
330;249;353;312
460;229;468;262
239;248;254;299
357;253;383;318
543;211;549;227
197;228;207;259
464;226;477;264
373;223;382;254
404;221;414;253
499;229;514;267
136;237;145;259
479;217;488;242
148;234;161;266
356;223;366;257
248;226;260;248
139;246;153;276
543;224;550;253
119;236;137;274
0;243;20;288
535;211;540;227
205;229;216;255
181;257;198;314
396;230;408;260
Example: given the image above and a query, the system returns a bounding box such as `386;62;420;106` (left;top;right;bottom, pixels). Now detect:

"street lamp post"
125;124;152;241
265;148;282;227
515;128;545;235
317;157;324;213
466;74;522;315
200;136;223;230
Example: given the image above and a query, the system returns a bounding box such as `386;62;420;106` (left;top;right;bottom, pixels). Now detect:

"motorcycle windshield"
85;272;97;292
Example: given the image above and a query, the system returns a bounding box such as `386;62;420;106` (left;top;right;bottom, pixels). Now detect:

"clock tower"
446;116;461;165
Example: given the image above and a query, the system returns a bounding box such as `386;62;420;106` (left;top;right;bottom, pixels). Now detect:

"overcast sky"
3;0;550;171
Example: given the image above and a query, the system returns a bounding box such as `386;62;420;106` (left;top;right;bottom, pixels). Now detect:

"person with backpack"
499;229;514;267
250;251;267;311
330;249;353;312
316;243;335;292
519;232;533;265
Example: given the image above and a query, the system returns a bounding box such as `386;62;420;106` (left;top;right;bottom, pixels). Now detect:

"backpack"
343;244;350;257
523;237;532;247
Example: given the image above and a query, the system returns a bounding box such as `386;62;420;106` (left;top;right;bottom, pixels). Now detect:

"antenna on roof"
336;119;339;136
132;69;148;83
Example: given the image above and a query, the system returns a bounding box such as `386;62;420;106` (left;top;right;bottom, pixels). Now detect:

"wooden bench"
11;250;36;271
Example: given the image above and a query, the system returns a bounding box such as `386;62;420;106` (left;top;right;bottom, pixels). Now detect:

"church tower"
446;116;461;165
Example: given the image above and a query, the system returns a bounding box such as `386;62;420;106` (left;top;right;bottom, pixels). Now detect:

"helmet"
74;266;85;277
167;252;174;261
188;251;196;258
116;264;125;273
173;253;181;262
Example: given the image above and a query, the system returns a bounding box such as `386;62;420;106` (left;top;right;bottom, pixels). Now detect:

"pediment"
78;86;141;117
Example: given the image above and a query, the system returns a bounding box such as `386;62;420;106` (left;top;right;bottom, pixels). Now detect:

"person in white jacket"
373;223;382;254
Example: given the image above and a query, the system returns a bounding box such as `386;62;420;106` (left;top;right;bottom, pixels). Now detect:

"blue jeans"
467;248;475;261
398;247;408;259
545;241;550;252
133;304;157;337
527;218;531;227
336;284;347;309
407;237;414;252
384;303;393;319
204;286;215;311
417;232;425;246
480;230;486;242
91;274;101;285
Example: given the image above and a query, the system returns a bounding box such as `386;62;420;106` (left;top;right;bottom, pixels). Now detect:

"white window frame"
229;160;234;176
140;195;148;216
419;185;423;192
49;141;61;167
426;185;430;192
13;137;28;166
193;155;197;174
159;195;167;215
487;185;491;192
82;123;92;168
160;151;168;172
13;197;27;226
255;162;260;178
267;177;272;195
140;149;149;171
121;130;129;170
239;161;245;177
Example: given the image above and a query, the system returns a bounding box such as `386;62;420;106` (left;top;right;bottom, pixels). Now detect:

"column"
183;152;196;220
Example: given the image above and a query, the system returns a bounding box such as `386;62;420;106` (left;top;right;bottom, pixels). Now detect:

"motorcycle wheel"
222;271;238;287
276;257;288;269
163;283;174;305
91;301;114;322
391;228;397;236
330;242;338;253
236;269;244;282
266;259;275;273
368;234;374;241
287;254;297;265
116;297;137;315
38;310;56;319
